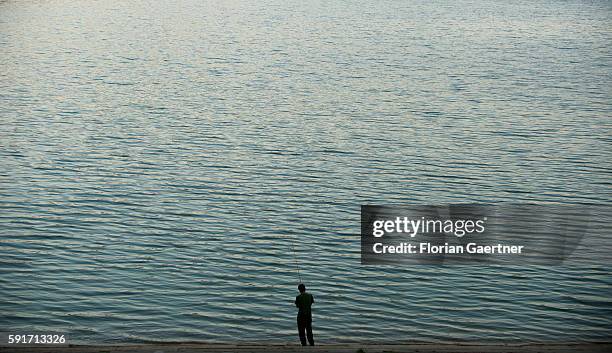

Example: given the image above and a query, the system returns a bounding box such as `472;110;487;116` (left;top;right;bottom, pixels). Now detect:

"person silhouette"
294;283;315;346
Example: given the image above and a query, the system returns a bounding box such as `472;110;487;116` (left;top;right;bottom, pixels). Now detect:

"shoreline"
1;342;611;353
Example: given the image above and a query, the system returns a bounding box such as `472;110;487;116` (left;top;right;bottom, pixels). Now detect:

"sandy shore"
1;343;610;353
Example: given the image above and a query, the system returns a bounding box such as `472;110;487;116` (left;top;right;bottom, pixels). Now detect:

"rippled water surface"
1;0;611;344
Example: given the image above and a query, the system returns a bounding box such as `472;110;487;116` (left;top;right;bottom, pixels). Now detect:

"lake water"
1;0;611;344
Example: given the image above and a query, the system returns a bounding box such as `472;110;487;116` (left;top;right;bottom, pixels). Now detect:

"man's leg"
297;317;307;346
306;316;314;346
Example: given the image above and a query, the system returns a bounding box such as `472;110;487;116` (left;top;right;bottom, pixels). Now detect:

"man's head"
298;283;306;293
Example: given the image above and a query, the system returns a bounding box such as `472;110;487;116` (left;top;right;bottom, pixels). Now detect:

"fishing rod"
289;237;302;284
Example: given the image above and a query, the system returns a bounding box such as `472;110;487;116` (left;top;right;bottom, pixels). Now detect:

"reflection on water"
1;0;611;344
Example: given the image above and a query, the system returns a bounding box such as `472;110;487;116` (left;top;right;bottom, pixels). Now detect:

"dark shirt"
295;292;314;317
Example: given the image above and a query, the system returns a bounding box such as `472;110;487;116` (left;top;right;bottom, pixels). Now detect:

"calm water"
1;0;611;344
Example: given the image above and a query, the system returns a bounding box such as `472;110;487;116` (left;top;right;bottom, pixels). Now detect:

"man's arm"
311;294;314;304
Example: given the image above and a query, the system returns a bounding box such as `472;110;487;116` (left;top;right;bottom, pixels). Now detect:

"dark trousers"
297;314;314;346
